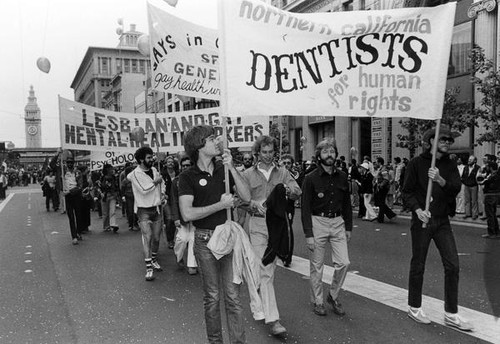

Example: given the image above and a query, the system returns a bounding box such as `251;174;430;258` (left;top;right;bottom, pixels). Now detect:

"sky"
0;0;217;148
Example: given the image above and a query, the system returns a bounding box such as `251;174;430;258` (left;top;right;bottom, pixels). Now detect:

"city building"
274;0;498;163
70;24;151;113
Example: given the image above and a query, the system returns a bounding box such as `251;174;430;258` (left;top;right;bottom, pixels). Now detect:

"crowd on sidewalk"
6;126;500;343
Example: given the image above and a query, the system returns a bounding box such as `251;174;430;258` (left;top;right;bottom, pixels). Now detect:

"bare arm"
179;193;234;222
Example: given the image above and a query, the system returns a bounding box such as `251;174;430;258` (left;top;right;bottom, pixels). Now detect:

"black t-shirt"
178;160;235;230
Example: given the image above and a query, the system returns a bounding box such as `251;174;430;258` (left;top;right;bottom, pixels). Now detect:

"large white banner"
218;0;456;120
58;97;267;153
147;1;219;100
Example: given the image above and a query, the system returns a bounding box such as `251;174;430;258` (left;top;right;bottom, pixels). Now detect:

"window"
448;22;472;76
116;58;122;73
342;0;353;11
124;59;130;73
132;59;138;73
175;101;180;112
139;60;145;74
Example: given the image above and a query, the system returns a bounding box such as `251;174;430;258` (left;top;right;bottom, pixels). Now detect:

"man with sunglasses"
402;125;473;331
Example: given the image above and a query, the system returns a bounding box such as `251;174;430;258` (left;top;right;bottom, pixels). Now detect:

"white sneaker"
145;268;155;281
408;307;431;324
151;260;162;271
444;313;474;331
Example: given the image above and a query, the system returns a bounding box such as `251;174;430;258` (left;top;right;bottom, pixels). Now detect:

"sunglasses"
438;137;454;144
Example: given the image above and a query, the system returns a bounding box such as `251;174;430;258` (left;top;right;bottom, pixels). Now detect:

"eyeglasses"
282;161;292;165
439;137;454;144
181;164;191;168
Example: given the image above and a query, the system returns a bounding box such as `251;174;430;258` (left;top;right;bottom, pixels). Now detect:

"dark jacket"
402;151;461;217
461;164;480;187
359;172;374;194
483;171;500;194
262;184;293;266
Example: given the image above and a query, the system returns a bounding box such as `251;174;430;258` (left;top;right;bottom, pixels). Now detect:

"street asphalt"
0;185;498;344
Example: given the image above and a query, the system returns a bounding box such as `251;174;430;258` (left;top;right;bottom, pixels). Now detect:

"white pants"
174;223;197;268
363;193;377;220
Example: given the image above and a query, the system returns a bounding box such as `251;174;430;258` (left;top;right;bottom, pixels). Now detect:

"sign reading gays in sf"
58;97;267;153
147;1;219;100
218;0;456;120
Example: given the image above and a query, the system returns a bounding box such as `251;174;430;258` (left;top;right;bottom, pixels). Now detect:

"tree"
469;46;500;146
269;121;290;156
396;87;474;157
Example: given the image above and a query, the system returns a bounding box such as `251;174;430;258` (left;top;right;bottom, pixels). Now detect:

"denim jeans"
484;194;500;236
137;207;162;259
408;216;459;313
101;195;117;229
194;230;245;344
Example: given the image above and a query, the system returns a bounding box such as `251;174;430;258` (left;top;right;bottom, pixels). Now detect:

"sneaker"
269;320;287;336
408;307;431;324
177;259;185;268
151;260;163;271
327;294;346;316
313;303;326;316
444;313;474;331
168;241;174;249
112;226;119;233
188;267;198;275
72;238;79;245
145;268;155;281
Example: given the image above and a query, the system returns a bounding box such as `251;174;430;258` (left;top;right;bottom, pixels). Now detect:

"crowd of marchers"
4;126;500;342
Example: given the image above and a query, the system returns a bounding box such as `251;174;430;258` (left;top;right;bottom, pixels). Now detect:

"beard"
319;156;335;166
143;160;153;169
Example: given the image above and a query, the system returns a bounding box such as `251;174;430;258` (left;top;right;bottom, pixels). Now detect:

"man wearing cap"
402;125;473;331
301;138;352;317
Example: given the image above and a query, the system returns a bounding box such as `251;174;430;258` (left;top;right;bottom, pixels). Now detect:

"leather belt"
313;211;342;218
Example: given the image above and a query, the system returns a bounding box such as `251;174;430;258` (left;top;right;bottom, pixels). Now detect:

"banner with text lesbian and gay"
147;1;219;100
218;0;456;120
58;97;267;153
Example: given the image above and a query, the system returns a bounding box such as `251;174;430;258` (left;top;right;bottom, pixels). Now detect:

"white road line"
28;204;31;210
279;256;500;344
0;193;14;213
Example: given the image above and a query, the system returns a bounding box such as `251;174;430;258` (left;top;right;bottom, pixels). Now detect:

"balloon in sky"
36;57;51;73
131;127;145;143
137;35;150;57
164;0;178;6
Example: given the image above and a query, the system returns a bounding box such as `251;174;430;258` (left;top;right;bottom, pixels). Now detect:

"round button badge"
199;179;207;186
318;192;324;198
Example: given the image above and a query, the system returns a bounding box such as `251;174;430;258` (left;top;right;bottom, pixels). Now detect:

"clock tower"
24;85;42;148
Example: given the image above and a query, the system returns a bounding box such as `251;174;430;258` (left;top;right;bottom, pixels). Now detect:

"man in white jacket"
128;147;165;281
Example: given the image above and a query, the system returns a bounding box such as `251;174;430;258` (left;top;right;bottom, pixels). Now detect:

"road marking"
24;270;33;273
25;252;32;255
0;193;14;213
279;256;500;344
28;204;31;210
25;260;32;263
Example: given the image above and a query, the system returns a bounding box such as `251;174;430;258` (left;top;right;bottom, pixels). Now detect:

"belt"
252;213;265;218
313;211;342;218
195;228;215;240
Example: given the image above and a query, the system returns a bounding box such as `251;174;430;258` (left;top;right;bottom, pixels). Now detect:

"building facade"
70;24;151;113
24;85;42;149
274;0;498;164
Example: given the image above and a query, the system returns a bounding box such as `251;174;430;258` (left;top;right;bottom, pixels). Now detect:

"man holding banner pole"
128;147;166;282
402;124;473;331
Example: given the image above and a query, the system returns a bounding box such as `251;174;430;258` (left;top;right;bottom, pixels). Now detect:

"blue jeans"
194;230;245;344
408;216;459;313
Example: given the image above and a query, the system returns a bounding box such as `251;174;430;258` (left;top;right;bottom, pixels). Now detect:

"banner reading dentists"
218;0;456;120
58;97;267;153
147;1;219;100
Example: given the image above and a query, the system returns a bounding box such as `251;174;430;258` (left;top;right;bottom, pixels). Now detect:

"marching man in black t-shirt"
178;125;251;344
